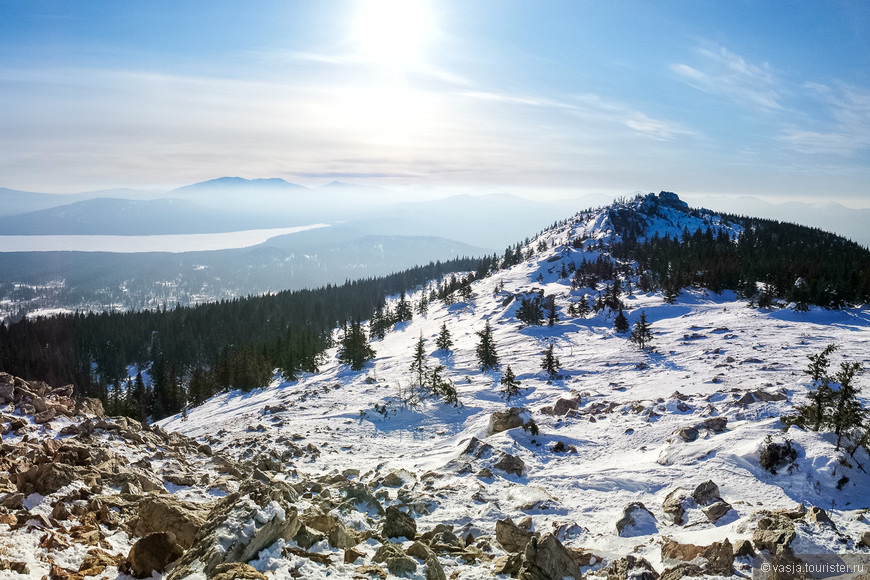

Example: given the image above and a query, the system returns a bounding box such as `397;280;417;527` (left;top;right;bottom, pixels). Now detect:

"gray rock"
606;554;659;580
662;487;692;525
494;453;525;476
132;494;208;550
861;531;870;549
166;480;300;580
124;532;183;578
753;514;796;556
703;417;727;432
805;506;835;528
616;502;658;537
676;427;699;442
702;500;732;522
692;480;720;506
518;533;583;580
383;505;416;540
659;563;703;580
496;517;535;553
488;407;532;435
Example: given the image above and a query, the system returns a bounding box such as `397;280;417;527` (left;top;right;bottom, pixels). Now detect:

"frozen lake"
0;224;329;253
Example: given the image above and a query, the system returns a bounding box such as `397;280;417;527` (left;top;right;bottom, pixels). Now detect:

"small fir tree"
435;323;454;352
541;343;561;379
338;320;375;371
830;362;864;450
576;295;591;317
629;310;653;350
516;297;544;326
501;365;521;400
613;308;629;333
547;302;558;326
409;333;427;389
475;320;499;371
395;291;413;322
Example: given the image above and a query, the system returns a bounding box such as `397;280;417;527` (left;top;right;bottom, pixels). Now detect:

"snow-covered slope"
153;193;870;579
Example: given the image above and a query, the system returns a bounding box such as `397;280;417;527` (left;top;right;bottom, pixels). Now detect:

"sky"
1;0;869;206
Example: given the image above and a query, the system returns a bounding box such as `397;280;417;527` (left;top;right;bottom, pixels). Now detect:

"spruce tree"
613;308;629;333
338;320;375;371
516;297;543;326
395;291;413;322
409;333;427;389
803;343;839;431
830;362;864;450
629;310;653;350
501;365;521;400
435;323;453;352
576;295;591;317
547;302;558;326
475;320;499;371
542;343;561;379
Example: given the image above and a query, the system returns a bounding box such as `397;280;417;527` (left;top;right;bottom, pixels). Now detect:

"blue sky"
1;0;868;205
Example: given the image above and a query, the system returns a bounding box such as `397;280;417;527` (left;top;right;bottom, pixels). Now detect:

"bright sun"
351;0;434;69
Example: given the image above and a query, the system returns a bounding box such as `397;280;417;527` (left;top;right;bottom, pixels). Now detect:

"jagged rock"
676;427;699;442
496;517;536;553
692;480;720;506
167;479;300;580
659;563;703;580
0;492;24;509
662;487;692;525
860;531;870;549
328;521;360;548
616;502;657;537
131;494;208;550
462;437;494;459
753;514;796;556
494;453;525;476
345;547;365;564
355;564;387;579
488;407;532;435
15;463;86;495
124;532;183;578
382;472;404;487
0;382;13;404
406;542;447;580
703;417;727;432
519;533;583;580
339;481;384;515
75;398;105;417
373;542;417;576
294;524;326;549
606;554;659;580
805;506;835;528
383;505;416;539
77;548;122;577
703;500;732;522
661;537;733;575
284;546;333;565
210;563;268;580
734;539;755;557
493;553;524;576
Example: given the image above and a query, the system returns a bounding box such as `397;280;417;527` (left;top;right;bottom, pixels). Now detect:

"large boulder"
692;480;732;522
616;503;658;537
662;487;692;525
493;453;525;477
496;517;535;553
488;407;532;435
661;537;733;576
383;505;416;540
131;494;210;550
124;532;183;578
753;514;796;556
167;479;300;580
605;554;659;580
518;533;583;580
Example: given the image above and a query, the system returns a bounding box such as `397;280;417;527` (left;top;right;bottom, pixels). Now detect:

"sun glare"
351;0;433;69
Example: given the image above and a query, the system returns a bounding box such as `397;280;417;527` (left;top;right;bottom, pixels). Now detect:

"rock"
659;563;703;580
734;539;755;557
15;463;83;495
676;427;699;442
662;487;692;525
493;553;524;576
551;396;581;415
210;563;268;580
494;453;525;476
462;437;495;459
345;547;365;564
373;542;417;576
488;407;532;435
132;494;208;550
383;506;416;540
354;565;387;579
76;397;105;417
339;482;384;515
294;524;326;549
167;479;300;580
861;531;870;549
692;480;720;506
661;537;733;576
703;417;727;432
606;554;659;580
753;514;796;556
382;472;404;487
78;548;122;577
496;517;535;553
703;500;733;522
124;532;183;578
519;533;583;580
616;502;658;537
328;521;360;548
805;506;835;528
406;542;446;580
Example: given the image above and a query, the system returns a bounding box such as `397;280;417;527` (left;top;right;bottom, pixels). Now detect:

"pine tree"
409;333;427;389
429;364;459;406
500;365;521;400
541;343;561;379
395;291;413;322
830;362;864;450
547;302;558;326
803;343;839;431
435;323;453;352
475;320;499;371
338;320;375;371
576;295;591;317
516;297;543;326
613;308;629;333
629;310;653;350
416;293;429;316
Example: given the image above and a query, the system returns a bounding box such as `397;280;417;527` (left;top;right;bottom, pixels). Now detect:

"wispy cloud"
671;44;782;111
780;83;870;155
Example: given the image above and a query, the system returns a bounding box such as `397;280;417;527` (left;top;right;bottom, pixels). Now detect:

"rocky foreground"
2;372;870;580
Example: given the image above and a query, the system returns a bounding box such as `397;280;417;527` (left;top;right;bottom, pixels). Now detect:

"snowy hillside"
2;192;869;580
156;193;870;578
